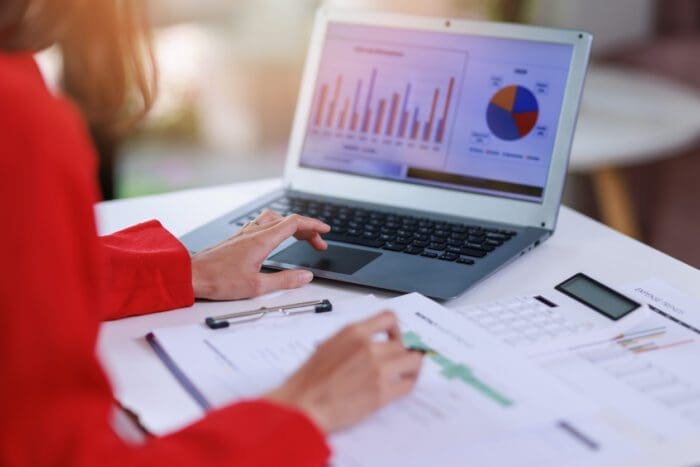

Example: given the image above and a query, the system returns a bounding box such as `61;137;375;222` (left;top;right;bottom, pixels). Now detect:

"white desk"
96;178;700;463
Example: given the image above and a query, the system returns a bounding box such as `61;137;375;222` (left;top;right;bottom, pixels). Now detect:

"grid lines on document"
457;297;594;346
578;327;700;427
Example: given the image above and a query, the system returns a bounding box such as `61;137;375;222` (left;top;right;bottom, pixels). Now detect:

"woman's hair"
0;0;157;133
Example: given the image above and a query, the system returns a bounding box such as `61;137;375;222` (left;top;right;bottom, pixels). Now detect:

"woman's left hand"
190;210;330;300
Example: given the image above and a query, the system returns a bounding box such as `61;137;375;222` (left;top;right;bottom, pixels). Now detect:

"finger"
383;369;422;403
368;339;409;360
388;351;424;378
253;269;314;296
238;210;283;236
383;352;423;390
355;311;401;339
255;209;283;226
295;231;328;251
259;215;331;251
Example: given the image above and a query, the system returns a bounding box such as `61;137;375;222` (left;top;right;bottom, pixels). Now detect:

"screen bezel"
284;7;592;230
555;273;641;321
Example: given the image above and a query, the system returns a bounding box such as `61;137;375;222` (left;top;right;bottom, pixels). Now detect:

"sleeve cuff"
101;220;195;319
178;399;331;467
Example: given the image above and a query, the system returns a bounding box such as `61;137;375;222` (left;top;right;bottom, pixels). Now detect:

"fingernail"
299;270;314;283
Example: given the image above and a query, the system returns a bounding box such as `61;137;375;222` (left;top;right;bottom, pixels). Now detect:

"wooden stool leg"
591;167;641;239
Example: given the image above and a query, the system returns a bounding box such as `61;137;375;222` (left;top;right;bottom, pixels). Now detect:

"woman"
0;2;423;466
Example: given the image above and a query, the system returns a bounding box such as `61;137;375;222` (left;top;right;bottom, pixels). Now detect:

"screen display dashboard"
299;22;574;203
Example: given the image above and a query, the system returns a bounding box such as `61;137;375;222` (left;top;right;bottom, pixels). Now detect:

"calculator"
455;273;646;349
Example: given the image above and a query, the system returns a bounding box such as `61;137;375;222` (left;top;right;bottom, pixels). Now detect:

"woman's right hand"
265;311;423;433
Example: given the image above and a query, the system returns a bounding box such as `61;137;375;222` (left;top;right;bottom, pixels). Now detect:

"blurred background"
38;0;700;267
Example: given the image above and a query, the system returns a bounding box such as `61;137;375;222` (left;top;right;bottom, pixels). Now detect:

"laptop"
181;8;592;300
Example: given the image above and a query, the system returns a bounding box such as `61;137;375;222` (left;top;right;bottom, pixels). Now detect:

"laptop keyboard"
231;196;517;264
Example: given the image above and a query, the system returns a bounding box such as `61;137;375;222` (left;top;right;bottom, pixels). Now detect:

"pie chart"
486;85;539;141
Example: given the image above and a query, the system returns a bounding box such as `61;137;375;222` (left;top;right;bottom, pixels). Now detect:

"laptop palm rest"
269;242;381;275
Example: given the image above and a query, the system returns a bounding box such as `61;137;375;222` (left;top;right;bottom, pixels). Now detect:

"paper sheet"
533;279;700;446
151;293;638;466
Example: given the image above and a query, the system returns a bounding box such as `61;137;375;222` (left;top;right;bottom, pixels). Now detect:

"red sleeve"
100;220;195;320
0;53;331;467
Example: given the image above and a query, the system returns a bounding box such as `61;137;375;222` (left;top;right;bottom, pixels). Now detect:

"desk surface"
95;178;700;452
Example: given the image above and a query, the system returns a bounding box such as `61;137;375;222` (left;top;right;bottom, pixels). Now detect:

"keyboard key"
460;247;487;258
404;246;424;255
457;257;475;265
383;242;407;252
486;232;509;241
421;251;438;258
322;233;384;248
429;242;446;251
438;252;459;262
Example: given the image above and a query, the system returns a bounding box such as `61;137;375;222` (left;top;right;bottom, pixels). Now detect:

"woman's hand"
265;311;423;433
191;210;330;300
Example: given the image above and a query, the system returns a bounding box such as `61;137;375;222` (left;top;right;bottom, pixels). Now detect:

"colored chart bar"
313;71;456;145
338;97;350;129
361;69;377;133
314;84;328;127
435;77;455;143
325;75;343;128
350;79;362;131
423;88;440;142
373;99;387;134
398;83;412;138
386;93;400;136
399;110;410;138
403;331;514;408
410;107;420;140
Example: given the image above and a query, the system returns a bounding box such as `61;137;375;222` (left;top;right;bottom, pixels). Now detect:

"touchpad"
269;242;381;275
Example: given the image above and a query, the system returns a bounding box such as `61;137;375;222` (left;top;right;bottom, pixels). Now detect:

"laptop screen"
298;22;574;203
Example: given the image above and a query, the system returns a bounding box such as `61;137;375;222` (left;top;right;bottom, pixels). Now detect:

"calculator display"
555;273;640;320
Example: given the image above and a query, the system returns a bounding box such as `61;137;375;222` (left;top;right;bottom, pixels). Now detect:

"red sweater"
0;52;330;467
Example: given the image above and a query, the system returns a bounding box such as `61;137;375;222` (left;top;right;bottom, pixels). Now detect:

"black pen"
205;299;333;329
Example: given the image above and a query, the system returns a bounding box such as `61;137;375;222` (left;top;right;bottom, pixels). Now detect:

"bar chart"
312;69;457;146
300;34;468;176
403;331;514;407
